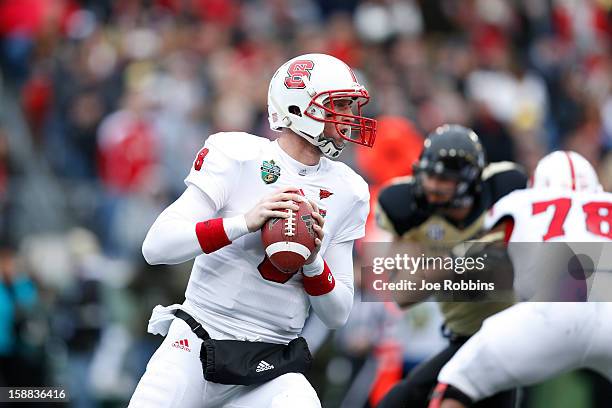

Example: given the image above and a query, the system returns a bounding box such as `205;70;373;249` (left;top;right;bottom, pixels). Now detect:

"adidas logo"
255;360;274;373
172;339;191;352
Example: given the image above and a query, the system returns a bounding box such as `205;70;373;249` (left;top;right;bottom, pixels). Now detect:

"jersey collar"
272;140;321;176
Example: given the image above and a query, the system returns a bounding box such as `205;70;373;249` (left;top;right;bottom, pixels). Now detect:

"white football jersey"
486;188;612;242
182;132;369;343
485;188;612;300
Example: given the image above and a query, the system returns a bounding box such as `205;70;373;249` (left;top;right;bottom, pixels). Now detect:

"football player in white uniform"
128;53;377;408
429;151;612;408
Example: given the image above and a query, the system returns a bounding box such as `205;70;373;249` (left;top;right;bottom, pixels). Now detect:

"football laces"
285;202;296;237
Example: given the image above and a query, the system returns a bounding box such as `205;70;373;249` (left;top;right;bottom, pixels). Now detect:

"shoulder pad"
377;178;428;236
484;190;523;230
482;161;524;180
378;178;416;211
205;132;270;162
482;162;528;204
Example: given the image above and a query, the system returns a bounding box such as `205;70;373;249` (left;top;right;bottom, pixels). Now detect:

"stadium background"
0;0;610;406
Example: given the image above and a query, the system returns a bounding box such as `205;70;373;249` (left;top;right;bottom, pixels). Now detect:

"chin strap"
291;130;343;159
319;139;342;158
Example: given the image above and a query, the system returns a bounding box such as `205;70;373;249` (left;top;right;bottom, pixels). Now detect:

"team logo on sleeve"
261;160;281;184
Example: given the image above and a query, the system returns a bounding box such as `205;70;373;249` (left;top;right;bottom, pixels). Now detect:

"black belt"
175;309;313;386
174;309;210;340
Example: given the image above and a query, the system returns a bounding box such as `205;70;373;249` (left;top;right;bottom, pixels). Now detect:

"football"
261;198;317;273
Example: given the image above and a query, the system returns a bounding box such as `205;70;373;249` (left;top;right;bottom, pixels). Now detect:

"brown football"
261;198;317;274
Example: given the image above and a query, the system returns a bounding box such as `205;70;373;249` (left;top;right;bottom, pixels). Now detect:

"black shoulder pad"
484;164;528;204
377;180;429;236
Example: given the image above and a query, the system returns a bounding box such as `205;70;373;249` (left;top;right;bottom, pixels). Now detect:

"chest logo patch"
427;223;445;241
261;160;281;184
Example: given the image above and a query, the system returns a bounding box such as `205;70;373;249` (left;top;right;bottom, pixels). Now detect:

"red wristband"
302;261;335;296
428;383;448;408
196;218;232;254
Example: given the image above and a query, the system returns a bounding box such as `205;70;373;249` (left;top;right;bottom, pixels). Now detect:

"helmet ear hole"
288;105;302;117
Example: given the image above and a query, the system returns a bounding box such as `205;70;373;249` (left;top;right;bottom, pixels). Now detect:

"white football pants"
438;302;612;401
129;318;321;408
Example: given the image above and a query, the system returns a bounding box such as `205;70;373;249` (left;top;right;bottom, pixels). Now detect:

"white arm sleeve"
142;185;217;265
309;240;355;329
143;134;252;265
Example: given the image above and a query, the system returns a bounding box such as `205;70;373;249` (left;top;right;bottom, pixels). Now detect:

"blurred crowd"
0;0;611;406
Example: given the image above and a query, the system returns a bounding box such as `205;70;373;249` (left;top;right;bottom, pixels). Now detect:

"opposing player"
129;53;376;407
376;125;527;408
430;151;612;408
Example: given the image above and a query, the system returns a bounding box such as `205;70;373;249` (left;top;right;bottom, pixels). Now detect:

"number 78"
532;198;612;241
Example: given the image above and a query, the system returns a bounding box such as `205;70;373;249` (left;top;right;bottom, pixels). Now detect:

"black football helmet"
413;124;486;209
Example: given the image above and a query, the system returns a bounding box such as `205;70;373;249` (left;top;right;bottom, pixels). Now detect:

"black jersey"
376;162;527;335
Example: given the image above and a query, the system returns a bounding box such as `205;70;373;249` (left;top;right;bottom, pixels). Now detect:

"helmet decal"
284;60;315;89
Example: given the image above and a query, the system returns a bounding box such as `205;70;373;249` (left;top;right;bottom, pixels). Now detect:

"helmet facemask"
414;168;478;210
304;88;376;158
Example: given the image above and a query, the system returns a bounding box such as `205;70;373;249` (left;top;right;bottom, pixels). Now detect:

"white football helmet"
268;53;377;158
532;151;602;192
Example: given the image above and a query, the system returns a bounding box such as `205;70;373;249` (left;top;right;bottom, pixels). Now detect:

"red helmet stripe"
343;62;358;82
564;151;576;190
